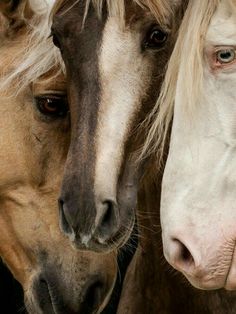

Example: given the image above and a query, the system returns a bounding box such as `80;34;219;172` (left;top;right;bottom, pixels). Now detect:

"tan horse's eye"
35;96;69;118
144;25;168;50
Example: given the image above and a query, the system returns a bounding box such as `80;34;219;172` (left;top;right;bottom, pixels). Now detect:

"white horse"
144;0;236;290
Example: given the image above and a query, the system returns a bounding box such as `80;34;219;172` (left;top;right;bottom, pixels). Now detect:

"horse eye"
216;48;236;64
144;25;168;50
35;96;69;119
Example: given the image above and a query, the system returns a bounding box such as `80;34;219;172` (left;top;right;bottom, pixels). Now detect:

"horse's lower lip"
72;217;135;253
73;238;116;254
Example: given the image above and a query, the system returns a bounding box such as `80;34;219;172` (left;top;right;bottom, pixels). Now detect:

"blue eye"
216;48;235;64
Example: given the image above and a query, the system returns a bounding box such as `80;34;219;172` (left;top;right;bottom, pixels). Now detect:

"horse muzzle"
26;270;114;314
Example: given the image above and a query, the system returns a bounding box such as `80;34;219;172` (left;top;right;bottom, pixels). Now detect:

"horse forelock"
141;0;226;165
52;0;176;25
0;0;63;96
29;0;56;13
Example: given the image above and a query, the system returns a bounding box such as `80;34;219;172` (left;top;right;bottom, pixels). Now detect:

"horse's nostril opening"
173;238;194;267
101;201;113;227
94;200;120;243
98;200;118;235
34;277;54;313
80;279;105;313
181;245;193;263
58;198;72;235
85;280;103;308
39;278;49;294
58;199;64;207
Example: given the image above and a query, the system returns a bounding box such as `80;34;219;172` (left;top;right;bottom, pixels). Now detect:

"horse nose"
58;198;120;242
33;273;111;314
94;199;119;243
80;275;109;313
34;276;54;312
164;237;198;275
58;198;76;235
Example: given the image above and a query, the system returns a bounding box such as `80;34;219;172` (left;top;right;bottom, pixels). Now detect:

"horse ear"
0;0;33;36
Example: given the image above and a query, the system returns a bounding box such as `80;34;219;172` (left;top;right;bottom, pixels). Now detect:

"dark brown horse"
51;1;236;313
117;176;236;313
117;1;236;313
51;0;185;253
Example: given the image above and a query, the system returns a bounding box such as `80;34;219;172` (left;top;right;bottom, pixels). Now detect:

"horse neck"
137;170;162;260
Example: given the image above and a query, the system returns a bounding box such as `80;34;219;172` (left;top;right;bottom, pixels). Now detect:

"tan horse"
0;1;116;313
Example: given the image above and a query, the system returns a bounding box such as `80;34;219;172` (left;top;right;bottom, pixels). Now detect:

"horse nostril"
170;238;195;271
38;278;50;300
181;242;193;264
96;200;119;240
80;277;105;313
58;198;72;235
85;281;103;309
34;276;54;313
101;201;114;227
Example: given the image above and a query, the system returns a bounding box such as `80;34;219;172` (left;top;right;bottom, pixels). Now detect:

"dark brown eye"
35;95;69;118
144;25;168;50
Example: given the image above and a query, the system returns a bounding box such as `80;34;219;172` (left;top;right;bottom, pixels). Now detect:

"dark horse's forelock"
52;0;175;25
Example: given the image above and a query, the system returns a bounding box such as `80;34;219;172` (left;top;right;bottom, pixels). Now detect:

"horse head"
0;1;117;312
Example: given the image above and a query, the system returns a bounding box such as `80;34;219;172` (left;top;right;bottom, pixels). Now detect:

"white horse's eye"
216;48;235;64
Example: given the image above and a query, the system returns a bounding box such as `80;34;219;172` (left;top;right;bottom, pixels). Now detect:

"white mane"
141;0;221;164
29;0;55;12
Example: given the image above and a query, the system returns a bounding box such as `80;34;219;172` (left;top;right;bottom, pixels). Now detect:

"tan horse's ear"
0;0;33;36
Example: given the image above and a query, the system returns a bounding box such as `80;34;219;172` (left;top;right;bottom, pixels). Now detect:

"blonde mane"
0;0;176;96
141;0;222;165
52;0;174;25
0;0;64;96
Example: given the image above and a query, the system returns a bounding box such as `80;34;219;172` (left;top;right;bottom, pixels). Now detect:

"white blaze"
94;17;151;221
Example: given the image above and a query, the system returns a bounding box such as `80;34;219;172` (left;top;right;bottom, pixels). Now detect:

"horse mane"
1;0;176;96
0;0;64;96
141;0;223;165
52;0;174;25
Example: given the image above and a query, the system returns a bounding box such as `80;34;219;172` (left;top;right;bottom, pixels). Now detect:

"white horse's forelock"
140;0;222;164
